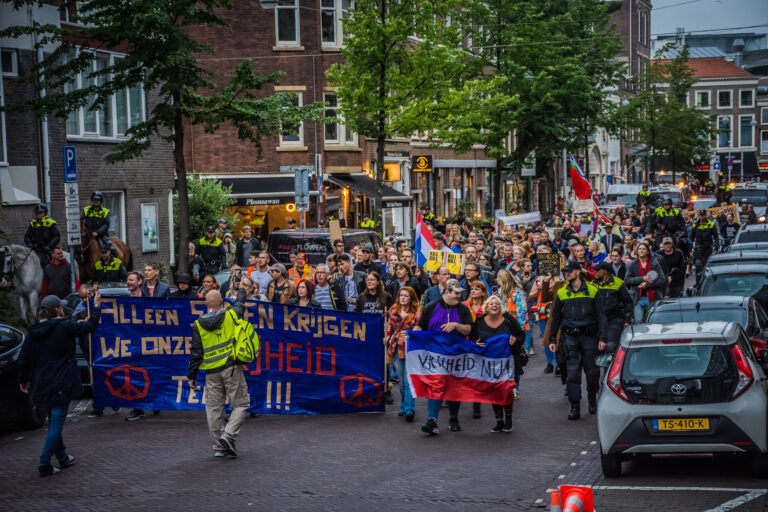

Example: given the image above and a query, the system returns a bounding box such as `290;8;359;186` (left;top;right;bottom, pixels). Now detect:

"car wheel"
22;399;46;430
750;453;768;477
601;453;622;478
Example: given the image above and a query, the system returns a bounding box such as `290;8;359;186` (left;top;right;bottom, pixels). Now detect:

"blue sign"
91;298;385;414
63;145;77;182
713;161;721;171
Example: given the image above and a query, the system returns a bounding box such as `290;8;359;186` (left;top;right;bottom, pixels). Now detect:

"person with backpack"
187;284;255;458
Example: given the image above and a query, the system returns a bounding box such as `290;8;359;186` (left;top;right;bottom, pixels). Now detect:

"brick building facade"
1;4;174;275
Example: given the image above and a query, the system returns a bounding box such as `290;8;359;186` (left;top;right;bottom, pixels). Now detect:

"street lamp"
258;0;279;8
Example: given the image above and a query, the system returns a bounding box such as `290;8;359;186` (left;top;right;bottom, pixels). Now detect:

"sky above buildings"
651;0;768;37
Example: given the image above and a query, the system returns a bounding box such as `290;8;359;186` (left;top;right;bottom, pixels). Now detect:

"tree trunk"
174;92;190;274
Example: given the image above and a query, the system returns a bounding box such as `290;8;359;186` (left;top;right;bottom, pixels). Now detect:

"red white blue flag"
414;210;436;269
568;153;592;200
406;331;516;404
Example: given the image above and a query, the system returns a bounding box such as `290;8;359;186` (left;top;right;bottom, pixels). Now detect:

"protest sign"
536;253;561;276
91;298;384;415
445;252;464;275
425;250;443;272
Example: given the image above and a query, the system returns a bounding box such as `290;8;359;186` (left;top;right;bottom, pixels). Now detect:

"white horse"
0;244;43;323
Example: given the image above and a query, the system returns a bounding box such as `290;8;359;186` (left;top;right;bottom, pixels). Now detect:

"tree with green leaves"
173;175;237;249
612;45;712;184
0;0;324;272
326;0;469;229
429;0;625;209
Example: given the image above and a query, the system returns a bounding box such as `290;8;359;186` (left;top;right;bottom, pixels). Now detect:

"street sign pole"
62;145;80;290
291;165;313;227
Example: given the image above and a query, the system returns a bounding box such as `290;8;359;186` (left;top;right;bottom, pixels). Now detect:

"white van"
604;184;643;206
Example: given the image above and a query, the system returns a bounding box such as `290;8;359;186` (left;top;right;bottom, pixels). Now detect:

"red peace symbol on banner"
339;373;382;408
105;364;150;401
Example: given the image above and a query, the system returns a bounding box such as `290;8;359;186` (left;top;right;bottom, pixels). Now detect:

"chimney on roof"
733;38;745;68
676;27;686;47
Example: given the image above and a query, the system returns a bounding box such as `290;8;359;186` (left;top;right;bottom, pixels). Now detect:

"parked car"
734;224;768;244
706;251;768;269
267;229;381;266
645;296;768;357
726;242;768;253
731;185;768;222
0;322;47;431
597;321;768;477
695;264;768;312
647;185;695;210
690;196;717;211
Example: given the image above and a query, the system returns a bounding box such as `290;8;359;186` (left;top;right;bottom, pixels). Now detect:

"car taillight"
749;337;767;357
730;344;754;399
661;338;692;344
607;347;629;402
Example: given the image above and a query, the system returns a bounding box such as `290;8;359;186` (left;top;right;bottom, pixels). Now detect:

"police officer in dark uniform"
24;203;60;265
703;179;715;195
593;261;633;355
716;179;732;205
690;209;719;279
653;196;685;240
83;191;115;256
548;260;607;420
360;214;375;230
195;225;227;278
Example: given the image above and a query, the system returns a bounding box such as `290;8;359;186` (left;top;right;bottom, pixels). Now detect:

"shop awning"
217;174;318;206
327;173;412;207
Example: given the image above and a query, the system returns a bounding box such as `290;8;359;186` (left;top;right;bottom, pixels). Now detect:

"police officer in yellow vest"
188;288;250;457
24;203;60;265
83;191;115;256
548;260;607;420
422;206;436;223
635;185;650;208
360;213;375;230
196;225;227;278
594;261;633;356
653;196;685;238
94;247;128;282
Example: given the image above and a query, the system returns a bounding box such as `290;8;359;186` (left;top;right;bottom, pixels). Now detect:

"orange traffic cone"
559;485;594;512
550;489;562;512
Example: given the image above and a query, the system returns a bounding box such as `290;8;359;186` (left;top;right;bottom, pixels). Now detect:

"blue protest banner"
91;298;385;414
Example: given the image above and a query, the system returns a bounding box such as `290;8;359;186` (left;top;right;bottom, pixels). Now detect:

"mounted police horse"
0;244;43;323
76;227;133;283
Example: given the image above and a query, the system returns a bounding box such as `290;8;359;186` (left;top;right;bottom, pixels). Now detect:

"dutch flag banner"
405;331;516;404
413;210;436;269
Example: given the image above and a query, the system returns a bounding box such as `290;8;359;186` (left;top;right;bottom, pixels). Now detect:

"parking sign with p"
63;145;77;183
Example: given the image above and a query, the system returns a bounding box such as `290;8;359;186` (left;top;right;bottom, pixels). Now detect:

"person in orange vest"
530;272;559;374
287;252;315;284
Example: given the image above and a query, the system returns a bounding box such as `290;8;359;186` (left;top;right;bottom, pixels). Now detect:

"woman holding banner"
469;295;525;433
385;287;421;422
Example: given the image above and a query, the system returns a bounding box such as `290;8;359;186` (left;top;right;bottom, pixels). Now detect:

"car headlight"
760;216;766;223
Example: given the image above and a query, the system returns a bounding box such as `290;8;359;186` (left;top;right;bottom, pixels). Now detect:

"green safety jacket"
197;309;238;371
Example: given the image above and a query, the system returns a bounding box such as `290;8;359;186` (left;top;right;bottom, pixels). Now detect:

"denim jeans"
537;319;547;337
40;406;68;468
524;330;533;351
634;297;651;324
427;399;460;420
391;354;414;415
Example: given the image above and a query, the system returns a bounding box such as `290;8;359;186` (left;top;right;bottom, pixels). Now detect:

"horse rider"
653;196;685;242
716;179;732;205
83;191;116;257
25;203;60;265
196;225;227;278
690;209;719;280
703;179;715;195
635;185;650;209
94;247;128;283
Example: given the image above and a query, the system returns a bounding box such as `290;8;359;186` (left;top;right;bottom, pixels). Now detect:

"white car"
596;321;768;477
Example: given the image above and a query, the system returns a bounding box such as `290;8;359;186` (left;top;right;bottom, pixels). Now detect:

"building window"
63;50;146;140
761;131;768;155
718;116;731;148
763;108;768;125
1;49;18;77
280;92;304;146
276;0;299;46
102;190;126;240
718;90;732;109
695;91;710;109
321;0;337;46
740;89;754;108
740;115;754;147
323;92;357;146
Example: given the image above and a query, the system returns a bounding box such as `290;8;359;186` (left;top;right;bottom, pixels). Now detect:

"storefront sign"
412;155;433;173
383;199;412;208
235;197;289;206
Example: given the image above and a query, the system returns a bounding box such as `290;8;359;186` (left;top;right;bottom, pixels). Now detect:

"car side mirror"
686;286;694;297
595;354;614;368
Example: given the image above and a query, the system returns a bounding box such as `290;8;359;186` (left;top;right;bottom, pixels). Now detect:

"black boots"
568;402;580;420
588;395;597;415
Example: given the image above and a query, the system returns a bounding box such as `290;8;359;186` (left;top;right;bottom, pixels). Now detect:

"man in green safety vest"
188;287;249;458
360;213;375;229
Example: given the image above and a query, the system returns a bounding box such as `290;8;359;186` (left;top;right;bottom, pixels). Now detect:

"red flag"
568;153;591;200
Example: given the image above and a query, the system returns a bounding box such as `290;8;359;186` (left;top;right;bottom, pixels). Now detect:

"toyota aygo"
596;322;768;477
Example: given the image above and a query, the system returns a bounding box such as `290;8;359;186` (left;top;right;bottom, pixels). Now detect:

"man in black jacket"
170;273;197;298
234;226;261;268
655;237;687;298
